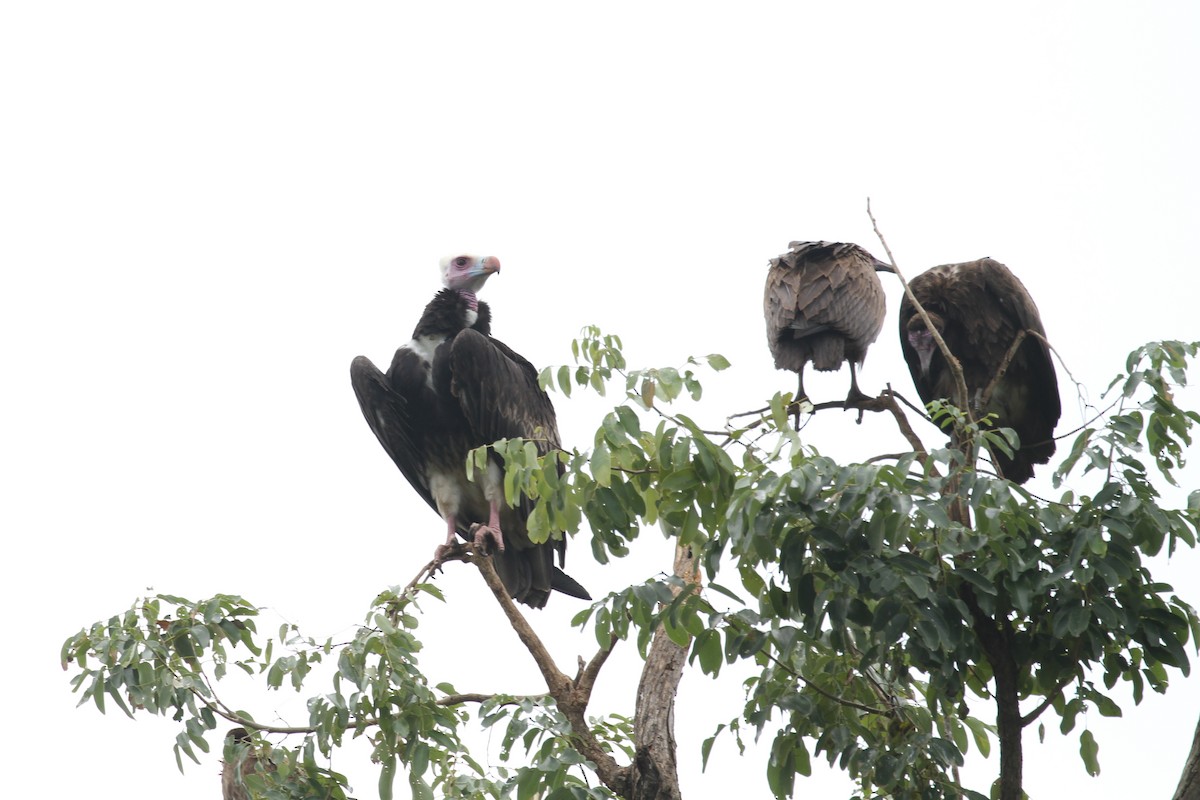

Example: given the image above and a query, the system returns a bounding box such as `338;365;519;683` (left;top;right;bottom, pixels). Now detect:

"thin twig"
438;692;547;707
1018;677;1076;728
1053;396;1120;442
978;330;1030;412
867;198;973;421
762;648;895;717
401;544;471;598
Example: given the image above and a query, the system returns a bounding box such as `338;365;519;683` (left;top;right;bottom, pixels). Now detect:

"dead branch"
401;544;471;598
978;329;1029;412
867;198;973;421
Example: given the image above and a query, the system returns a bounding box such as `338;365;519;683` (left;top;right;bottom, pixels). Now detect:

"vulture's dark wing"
978;260;1061;417
445;329;588;601
349;353;435;511
448;329;562;456
765;241;887;372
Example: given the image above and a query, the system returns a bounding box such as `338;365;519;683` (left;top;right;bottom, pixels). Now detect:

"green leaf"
1079;729;1101;776
695;629;722;675
706;353;731;371
379;755;396;800
590;441;612;487
408;770;434;800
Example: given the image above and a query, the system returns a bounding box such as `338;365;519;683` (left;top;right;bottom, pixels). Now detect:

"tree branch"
978;329;1029;413
867;198;973;421
1018;678;1074;728
469;551;629;794
469;552;571;694
577;635;620;702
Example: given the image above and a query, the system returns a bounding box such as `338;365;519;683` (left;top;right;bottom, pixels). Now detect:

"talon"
469;523;505;554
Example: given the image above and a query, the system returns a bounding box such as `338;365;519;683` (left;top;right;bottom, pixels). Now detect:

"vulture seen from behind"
899;257;1061;484
350;254;589;608
764;240;894;404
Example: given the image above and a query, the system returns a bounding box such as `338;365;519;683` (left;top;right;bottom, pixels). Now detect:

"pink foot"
434;516;461;562
469;523;505;554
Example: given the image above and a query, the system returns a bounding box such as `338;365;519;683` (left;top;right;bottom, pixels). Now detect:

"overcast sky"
3;3;1198;798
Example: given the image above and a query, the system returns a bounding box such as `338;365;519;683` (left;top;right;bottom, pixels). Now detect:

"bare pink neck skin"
457;290;478;311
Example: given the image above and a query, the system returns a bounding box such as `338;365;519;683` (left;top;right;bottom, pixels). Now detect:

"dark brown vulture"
899;257;1061;484
221;728;265;800
350;254;590;608
764;240;893;403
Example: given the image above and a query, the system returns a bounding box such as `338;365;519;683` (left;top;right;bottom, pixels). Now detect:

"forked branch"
469;551;629;793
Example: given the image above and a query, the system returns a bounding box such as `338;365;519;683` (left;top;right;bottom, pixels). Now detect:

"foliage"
63;332;1200;799
60;587;617;799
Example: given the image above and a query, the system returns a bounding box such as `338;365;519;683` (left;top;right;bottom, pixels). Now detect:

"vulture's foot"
844;387;871;424
844;386;870;405
791;396;814;430
469;523;505;554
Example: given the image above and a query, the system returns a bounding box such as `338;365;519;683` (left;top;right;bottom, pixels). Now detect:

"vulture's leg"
845;362;870;404
469;501;506;554
793;366;808;429
434;515;459;561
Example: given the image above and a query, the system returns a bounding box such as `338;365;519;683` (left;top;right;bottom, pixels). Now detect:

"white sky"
3;3;1198;798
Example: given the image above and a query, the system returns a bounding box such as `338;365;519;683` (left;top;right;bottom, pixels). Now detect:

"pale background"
2;3;1198;798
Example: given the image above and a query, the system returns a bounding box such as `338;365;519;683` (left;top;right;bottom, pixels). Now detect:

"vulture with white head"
350;254;589;608
764;240;894;404
899;257;1060;484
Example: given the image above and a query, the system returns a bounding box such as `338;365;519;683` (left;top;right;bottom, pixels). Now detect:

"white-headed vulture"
350;254;589;608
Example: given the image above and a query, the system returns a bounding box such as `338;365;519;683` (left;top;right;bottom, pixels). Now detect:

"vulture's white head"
440;253;501;294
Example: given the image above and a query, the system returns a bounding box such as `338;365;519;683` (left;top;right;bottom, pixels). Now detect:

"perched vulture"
221;728;265;800
899;257;1061;484
350;254;589;608
764;240;894;403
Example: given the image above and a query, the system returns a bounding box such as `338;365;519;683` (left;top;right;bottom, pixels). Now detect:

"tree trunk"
1174;717;1200;800
962;586;1022;800
628;544;700;800
990;642;1023;800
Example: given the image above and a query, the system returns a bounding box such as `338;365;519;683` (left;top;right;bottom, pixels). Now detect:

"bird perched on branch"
350;254;590;608
764;240;894;406
899;257;1061;484
221;728;267;800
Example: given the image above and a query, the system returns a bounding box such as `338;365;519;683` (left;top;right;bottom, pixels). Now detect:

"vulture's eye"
454;256;470;267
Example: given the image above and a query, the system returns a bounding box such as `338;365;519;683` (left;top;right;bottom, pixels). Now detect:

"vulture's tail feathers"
551;568;592;601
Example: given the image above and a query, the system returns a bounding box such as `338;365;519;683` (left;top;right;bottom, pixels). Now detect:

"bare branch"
1018;678;1075;728
437;692;545;707
400;544;471;599
470;551;629;793
577;635;620;703
978;329;1029;412
469;552;571;694
867;198;973;421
